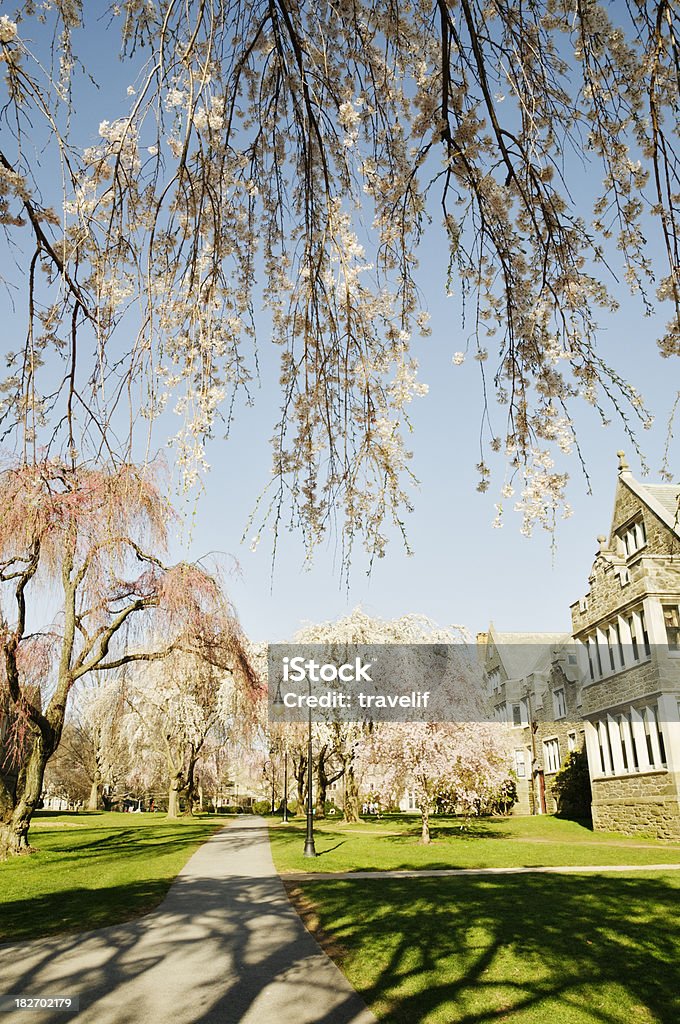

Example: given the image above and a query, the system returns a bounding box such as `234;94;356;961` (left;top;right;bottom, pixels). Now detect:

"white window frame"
543;737;561;774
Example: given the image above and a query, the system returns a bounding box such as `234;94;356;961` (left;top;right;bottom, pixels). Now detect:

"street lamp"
303;699;317;857
282;747;289;823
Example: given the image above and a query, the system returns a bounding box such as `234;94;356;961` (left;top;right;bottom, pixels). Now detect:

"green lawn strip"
294;871;680;1024
269;815;680;874
0;811;231;942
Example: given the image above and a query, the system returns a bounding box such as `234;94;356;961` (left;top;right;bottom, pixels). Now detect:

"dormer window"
619;517;647;558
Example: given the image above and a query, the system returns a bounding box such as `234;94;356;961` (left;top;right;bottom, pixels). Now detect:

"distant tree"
125;635;259;818
1;4;678;563
0;459;238;855
41;721;93;807
288;607;501;826
365;720;510;843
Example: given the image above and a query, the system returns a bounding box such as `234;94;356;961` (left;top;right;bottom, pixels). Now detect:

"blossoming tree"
124;638;259;818
363;721;511;843
0;459;247;855
0;3;678;563
285;607;501;824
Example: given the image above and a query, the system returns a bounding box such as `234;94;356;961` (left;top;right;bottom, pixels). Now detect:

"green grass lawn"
273;816;680;1023
0;810;229;942
269;813;680;873
295;872;680;1024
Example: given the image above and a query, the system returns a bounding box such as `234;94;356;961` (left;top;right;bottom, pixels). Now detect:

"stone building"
570;452;680;838
483;454;680;839
481;626;583;815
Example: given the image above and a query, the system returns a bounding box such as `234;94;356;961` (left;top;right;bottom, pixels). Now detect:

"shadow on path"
0;818;375;1024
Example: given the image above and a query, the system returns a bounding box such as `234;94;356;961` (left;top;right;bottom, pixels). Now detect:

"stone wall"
591;771;680;839
579;660;663;715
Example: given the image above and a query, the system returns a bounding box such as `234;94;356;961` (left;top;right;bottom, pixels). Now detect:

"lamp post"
303;701;317;857
282;748;289;823
271;683;290;824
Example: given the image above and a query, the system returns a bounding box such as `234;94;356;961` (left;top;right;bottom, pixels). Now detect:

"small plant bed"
292;871;680;1023
0;811;229;942
269;814;680;874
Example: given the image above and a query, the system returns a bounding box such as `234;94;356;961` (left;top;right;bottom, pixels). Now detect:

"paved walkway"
0;817;376;1024
284;861;680;880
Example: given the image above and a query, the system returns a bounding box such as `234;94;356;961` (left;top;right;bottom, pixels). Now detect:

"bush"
252;800;271;815
552;750;592;822
486;777;518;815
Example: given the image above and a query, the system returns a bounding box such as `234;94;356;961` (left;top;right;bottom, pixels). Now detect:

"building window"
487;668;501;694
543;738;561;774
663;605;680;651
640;608;651;657
626;615;638;661
582;606;652;681
619;517;647;558
591;705;667;778
567;731;577;752
615;622;625;667
553;688;566;719
514;749;526;778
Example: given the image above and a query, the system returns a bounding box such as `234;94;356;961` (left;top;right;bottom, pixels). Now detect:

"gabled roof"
615;456;680;540
489;626;571;680
641;484;680;530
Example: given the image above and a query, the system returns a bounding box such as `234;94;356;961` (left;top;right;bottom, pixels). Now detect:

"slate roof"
620;476;680;538
490;630;571;680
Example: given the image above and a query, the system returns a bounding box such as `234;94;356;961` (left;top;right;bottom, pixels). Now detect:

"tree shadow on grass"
301;872;680;1023
0;822;373;1024
29;823;227;862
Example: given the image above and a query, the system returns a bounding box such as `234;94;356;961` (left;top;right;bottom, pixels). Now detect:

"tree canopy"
1;2;678;565
0;458;252;854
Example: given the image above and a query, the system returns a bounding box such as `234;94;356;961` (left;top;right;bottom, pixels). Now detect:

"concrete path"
284;861;680;880
0;817;376;1024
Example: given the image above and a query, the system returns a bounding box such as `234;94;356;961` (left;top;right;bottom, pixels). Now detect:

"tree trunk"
0;728;51;859
184;755;200;816
420;803;431;844
0;816;32;858
87;778;102;811
343;763;361;823
315;748;328;819
292;753;307;812
167;776;183;818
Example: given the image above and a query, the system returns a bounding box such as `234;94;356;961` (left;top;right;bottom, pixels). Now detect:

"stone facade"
485;454;680;839
482;628;584;816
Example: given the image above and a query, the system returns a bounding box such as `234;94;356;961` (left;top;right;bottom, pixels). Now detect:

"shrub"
552;750;592;822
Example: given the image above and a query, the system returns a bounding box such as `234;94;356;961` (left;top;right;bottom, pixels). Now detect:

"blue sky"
2;11;678;644
186;264;677;643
